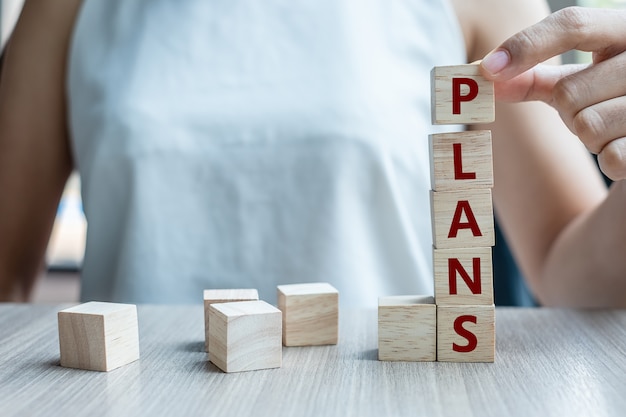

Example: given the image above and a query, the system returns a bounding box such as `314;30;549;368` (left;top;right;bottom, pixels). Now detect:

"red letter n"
448;257;482;295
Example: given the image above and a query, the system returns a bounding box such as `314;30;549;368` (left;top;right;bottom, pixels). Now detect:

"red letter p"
452;78;479;115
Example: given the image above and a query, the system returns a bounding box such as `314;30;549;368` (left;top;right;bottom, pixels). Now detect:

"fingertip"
598;140;626;181
481;49;511;79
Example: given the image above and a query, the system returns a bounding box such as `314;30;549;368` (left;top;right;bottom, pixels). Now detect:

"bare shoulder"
450;0;551;62
3;0;83;67
12;0;83;33
1;0;83;122
0;0;84;155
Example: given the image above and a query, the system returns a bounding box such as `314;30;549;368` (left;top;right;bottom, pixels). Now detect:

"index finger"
480;7;626;81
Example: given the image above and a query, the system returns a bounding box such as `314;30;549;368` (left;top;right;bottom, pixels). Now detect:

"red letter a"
448;200;482;238
452;78;479;115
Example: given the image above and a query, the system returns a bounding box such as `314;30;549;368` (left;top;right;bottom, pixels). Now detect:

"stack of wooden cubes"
431;64;495;362
378;64;495;363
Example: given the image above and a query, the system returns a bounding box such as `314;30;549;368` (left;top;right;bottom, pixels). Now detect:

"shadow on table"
179;341;205;353
357;349;379;361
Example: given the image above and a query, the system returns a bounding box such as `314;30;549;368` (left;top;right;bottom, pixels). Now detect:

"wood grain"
437;304;495;363
208;300;282;373
57;302;139;372
431;64;495;125
430;189;495;249
203;289;259;352
434;247;494;305
2;305;626;417
378;296;436;362
429;130;493;191
277;283;339;346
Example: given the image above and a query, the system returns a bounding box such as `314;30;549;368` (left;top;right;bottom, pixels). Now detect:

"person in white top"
0;1;624;308
63;0;465;306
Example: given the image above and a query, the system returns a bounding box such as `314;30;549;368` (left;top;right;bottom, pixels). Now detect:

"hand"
479;7;626;181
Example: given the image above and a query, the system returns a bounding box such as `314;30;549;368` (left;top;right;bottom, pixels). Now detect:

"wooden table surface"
1;304;625;417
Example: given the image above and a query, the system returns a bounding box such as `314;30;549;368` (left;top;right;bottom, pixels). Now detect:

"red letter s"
453;315;478;353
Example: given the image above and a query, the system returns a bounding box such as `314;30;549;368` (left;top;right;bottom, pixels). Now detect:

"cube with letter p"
431;64;495;125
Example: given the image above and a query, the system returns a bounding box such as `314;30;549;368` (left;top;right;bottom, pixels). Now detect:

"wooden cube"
431;64;495;125
208;300;282;373
277;282;338;346
430;189;495;249
437;304;495;362
434;247;493;305
203;289;259;352
429;130;493;191
58;302;140;372
378;296;436;362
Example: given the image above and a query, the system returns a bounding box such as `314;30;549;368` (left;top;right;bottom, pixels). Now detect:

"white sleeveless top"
67;0;465;306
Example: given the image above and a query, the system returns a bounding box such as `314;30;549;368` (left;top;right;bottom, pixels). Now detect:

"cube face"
431;65;495;125
208;300;282;373
58;302;139;372
203;289;259;352
102;308;141;371
430;189;494;249
58;313;106;371
437;305;495;362
277;283;339;346
429;130;493;191
434;247;493;305
378;296;436;362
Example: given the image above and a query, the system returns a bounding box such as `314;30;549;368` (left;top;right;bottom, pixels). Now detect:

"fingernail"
482;50;510;75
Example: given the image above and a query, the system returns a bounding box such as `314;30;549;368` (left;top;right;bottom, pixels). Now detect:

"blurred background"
0;0;622;302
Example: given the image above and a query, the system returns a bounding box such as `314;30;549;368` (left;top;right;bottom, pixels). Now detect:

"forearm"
538;180;626;307
0;108;71;301
0;175;67;302
0;259;46;302
0;0;80;301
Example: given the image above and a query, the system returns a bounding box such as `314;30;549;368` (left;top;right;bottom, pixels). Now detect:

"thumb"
492;63;587;104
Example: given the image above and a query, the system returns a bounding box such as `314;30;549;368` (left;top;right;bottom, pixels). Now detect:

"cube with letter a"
437;304;495;362
431;64;495;125
430;189;495;249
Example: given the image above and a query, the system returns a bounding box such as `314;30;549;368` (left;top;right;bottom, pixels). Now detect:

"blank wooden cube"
58;302;140;372
378;296;436;362
429;130;493;191
208;300;282;373
203;289;259;352
434;247;493;305
277;282;338;346
431;64;495;125
437;304;495;362
430;189;495;249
